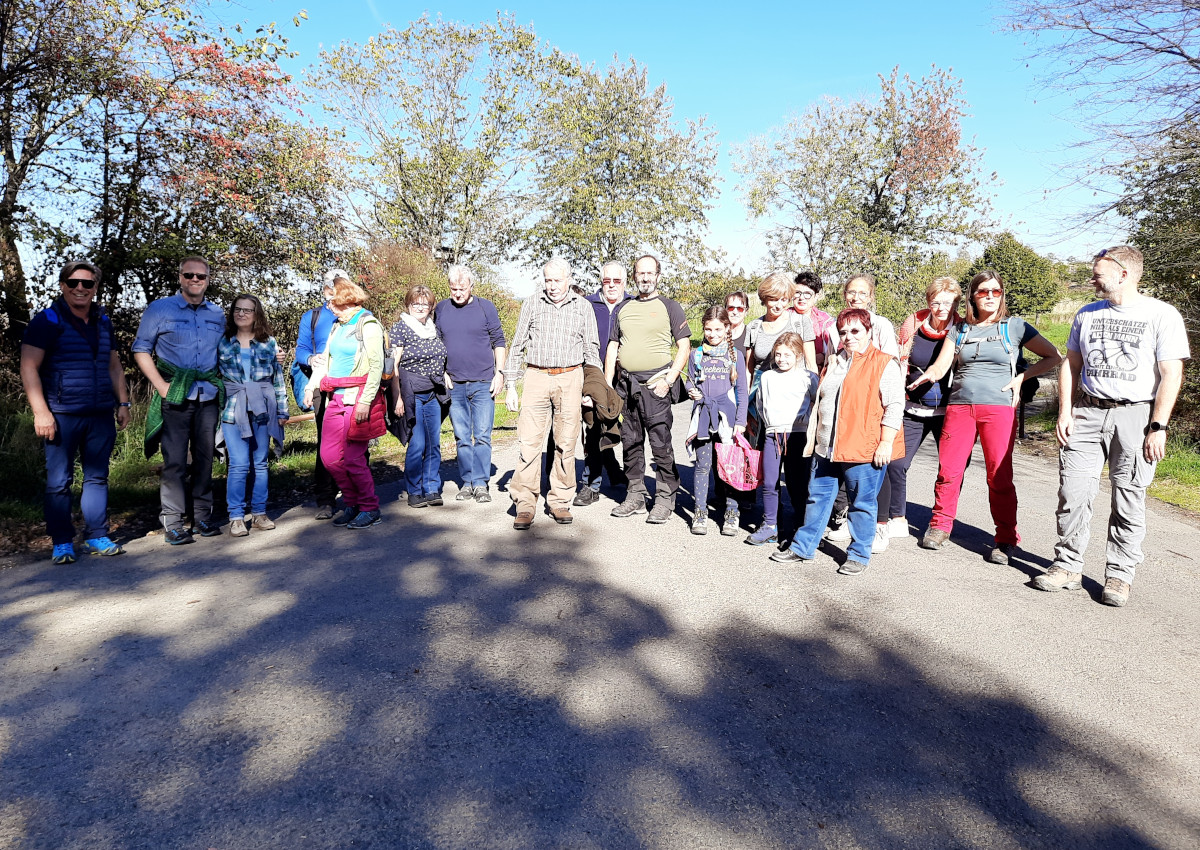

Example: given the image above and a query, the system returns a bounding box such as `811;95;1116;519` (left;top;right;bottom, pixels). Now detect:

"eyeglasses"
181;272;208;281
930;300;956;309
232;307;255;315
795;290;815;301
1095;248;1128;271
974;287;1003;298
64;278;97;289
725;304;746;312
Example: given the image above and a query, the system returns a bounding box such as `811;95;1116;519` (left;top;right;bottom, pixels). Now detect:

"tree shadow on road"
0;500;1195;849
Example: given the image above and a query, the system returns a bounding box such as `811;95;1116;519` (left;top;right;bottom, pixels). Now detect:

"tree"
311;14;573;266
733;66;996;291
967;233;1060;318
523;58;719;282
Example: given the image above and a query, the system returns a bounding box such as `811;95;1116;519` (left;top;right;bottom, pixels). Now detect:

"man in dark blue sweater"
434;265;507;502
575;261;630;506
21;261;131;564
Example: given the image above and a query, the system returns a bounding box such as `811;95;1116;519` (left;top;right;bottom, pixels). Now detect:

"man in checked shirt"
504;258;604;530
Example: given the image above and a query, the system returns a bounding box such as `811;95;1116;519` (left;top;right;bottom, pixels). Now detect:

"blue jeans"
406;390;443;497
448;381;494;488
44;412;116;544
790;455;887;566
222;420;270;517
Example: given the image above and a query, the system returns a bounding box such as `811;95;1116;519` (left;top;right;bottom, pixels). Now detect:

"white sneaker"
824;522;851;543
887;516;909;539
872;524;890;553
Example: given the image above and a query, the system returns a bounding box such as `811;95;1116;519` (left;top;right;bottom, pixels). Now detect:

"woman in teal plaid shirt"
218;294;289;537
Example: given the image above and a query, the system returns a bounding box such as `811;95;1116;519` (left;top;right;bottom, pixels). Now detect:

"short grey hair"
323;268;349;288
543;257;572;279
447;264;475;287
600;261;627;280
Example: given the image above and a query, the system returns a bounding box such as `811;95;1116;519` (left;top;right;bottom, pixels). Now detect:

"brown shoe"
513;512;534;531
919;527;950;550
251;514;275;531
550;507;573;525
1100;577;1130;607
1032;565;1082;592
229;518;249;538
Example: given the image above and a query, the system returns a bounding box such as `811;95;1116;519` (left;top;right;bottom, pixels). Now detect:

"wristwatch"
1149;421;1169;433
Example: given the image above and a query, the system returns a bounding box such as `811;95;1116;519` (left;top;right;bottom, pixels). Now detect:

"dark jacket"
29;298;117;414
581;364;623;451
587;292;627;358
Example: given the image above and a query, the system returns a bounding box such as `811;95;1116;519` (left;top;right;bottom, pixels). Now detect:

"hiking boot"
315;504;335;520
229;519;249;538
474;487;492;504
824;521;851;543
691;515;707;535
1100;577;1131;608
550;507;573;525
611;494;648;517
347;508;383;529
456;486;477;501
573;487;600;507
1032;565;1083;593
746;525;778;546
251;514;275;531
988;543;1014;565
425;493;444;507
646;501;674;524
721;509;740;537
165;527;194;546
513;511;534;531
51;543;77;564
919;527;950;550
81;537;123;557
407;493;428;509
872;524;890;553
192;519;222;538
838;560;868;576
332;505;358;526
887;516;909;538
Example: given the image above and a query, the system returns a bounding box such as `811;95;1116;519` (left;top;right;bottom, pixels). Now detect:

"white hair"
447;264;475;287
543;257;572;279
323;268;350;287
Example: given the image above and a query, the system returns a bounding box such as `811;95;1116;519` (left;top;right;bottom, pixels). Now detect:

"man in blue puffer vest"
20;260;132;564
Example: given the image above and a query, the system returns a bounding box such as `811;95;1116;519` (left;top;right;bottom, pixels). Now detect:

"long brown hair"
964;270;1009;325
225;293;271;342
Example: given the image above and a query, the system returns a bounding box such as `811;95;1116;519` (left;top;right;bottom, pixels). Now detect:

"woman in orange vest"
770;308;904;575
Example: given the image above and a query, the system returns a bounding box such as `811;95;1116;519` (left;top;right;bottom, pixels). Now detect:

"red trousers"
929;404;1019;545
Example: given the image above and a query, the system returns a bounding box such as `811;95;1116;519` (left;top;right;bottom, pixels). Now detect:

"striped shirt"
504;291;601;385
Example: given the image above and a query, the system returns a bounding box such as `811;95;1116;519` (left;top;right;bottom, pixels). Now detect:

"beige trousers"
509;367;584;513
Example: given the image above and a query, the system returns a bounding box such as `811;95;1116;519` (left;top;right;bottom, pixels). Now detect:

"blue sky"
231;1;1126;292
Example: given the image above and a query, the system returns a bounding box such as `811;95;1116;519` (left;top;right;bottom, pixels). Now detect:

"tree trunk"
0;224;30;346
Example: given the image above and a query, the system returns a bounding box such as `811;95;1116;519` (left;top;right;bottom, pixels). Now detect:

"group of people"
19;245;1188;608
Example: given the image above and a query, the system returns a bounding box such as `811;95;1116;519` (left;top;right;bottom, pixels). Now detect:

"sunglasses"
1095;248;1128;272
725;305;746;312
64;278;97;289
181;272;208;281
974;287;1003;297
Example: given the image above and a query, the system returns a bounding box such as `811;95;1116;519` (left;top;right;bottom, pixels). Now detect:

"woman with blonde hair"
874;277;962;545
305;274;386;529
746;272;817;377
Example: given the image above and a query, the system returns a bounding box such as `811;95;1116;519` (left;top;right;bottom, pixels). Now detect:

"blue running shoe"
51;543;77;564
745;525;778;546
346;509;382;529
82;537;124;556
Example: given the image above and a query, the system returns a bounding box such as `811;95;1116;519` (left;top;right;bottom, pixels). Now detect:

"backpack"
954;317;1039;404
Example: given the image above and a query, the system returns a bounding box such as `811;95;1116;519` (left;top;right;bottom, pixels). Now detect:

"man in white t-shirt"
1033;245;1190;607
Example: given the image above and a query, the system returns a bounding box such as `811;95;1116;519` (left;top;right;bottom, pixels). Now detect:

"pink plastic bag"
715;433;762;492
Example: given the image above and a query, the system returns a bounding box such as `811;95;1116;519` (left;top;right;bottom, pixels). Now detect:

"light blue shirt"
132;292;225;401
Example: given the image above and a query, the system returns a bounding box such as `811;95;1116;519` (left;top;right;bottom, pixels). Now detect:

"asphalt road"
2;407;1198;849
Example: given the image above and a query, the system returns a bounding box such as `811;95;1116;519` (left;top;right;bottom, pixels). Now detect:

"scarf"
400;311;437;339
